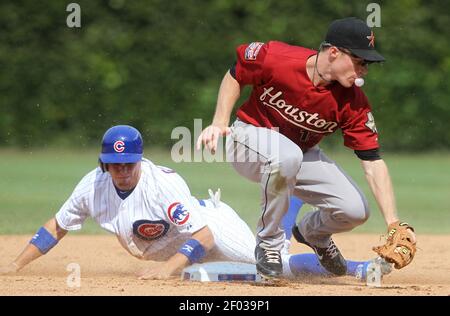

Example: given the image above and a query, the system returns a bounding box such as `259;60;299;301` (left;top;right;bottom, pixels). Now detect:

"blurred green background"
0;1;449;234
1;0;449;150
1;149;449;234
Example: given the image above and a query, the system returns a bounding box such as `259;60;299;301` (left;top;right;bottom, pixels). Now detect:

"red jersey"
234;41;379;151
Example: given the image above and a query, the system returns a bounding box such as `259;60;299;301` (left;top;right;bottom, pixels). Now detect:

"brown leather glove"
373;221;416;269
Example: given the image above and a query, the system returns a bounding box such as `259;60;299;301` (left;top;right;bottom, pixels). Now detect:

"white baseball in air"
355;78;365;87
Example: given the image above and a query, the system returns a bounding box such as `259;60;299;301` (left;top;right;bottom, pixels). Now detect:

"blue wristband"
30;227;58;254
178;239;206;263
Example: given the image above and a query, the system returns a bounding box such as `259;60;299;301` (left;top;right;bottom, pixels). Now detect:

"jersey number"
299;130;310;142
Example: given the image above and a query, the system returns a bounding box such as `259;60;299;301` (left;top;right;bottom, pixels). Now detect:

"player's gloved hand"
0;262;19;275
372;221;417;269
196;125;231;154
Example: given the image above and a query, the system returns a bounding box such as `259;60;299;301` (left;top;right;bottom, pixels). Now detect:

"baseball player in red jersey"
197;17;416;278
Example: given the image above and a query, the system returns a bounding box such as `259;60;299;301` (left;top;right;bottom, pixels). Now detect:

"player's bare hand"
0;262;19;275
196;125;231;153
137;266;173;280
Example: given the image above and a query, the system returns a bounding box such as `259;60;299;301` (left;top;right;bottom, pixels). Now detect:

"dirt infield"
0;234;448;296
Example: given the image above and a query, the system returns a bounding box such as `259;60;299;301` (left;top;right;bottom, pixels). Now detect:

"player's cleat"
375;256;393;276
255;245;283;278
355;257;392;287
292;225;347;276
355;256;393;279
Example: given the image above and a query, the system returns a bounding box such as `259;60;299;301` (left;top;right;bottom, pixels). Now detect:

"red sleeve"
234;42;269;86
341;88;380;150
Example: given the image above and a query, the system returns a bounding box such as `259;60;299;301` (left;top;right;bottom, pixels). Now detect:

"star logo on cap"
367;31;375;47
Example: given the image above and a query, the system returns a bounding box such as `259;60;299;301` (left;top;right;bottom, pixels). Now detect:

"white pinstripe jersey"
55;158;255;263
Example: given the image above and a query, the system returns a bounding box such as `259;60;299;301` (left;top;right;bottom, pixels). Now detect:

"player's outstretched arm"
361;159;399;225
0;217;67;275
196;71;240;153
137;226;215;280
361;159;417;268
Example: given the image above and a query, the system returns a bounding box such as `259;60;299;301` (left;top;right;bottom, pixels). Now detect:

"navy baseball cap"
325;17;385;62
99;125;143;164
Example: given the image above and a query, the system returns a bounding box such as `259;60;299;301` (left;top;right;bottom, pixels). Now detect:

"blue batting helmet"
99;125;143;164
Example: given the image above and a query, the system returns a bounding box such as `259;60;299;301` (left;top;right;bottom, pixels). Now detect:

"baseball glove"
373;221;416;269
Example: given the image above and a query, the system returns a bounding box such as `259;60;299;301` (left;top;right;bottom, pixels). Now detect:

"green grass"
0;148;449;234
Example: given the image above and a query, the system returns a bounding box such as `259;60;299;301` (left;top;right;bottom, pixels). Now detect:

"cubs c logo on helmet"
113;140;125;153
167;202;190;226
132;220;169;241
99;125;143;164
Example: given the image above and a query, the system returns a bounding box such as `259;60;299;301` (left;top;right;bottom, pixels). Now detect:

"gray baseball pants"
226;119;370;250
